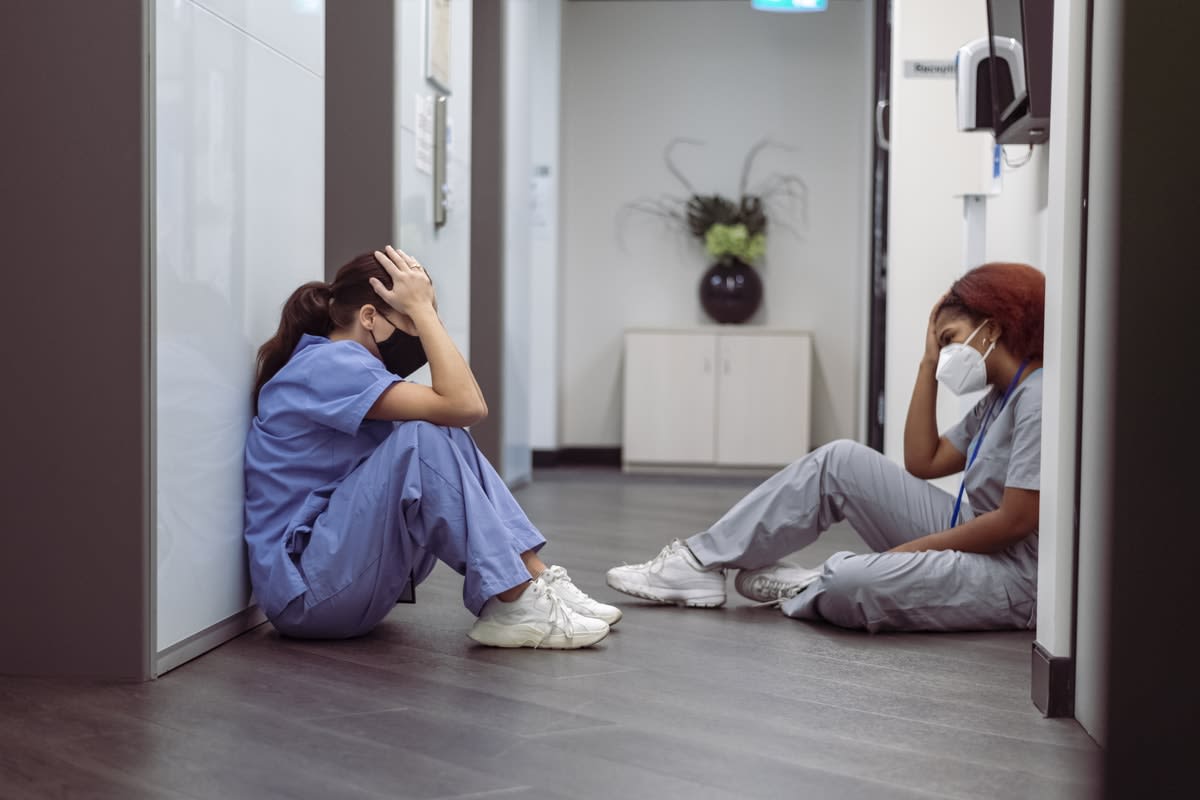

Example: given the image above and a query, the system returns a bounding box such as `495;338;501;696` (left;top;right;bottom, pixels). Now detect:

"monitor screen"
986;0;1052;144
987;0;1028;130
990;0;1025;44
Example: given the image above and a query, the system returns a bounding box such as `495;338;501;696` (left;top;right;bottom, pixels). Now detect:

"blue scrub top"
243;334;401;616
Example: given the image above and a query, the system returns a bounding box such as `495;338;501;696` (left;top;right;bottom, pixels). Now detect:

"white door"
884;0;993;474
500;0;534;486
623;333;716;464
154;0;324;672
716;334;812;467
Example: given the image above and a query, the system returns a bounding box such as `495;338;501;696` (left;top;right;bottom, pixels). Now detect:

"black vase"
699;257;763;324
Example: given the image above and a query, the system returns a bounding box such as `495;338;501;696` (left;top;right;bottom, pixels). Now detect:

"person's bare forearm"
888;509;1027;555
903;359;941;473
410;306;485;412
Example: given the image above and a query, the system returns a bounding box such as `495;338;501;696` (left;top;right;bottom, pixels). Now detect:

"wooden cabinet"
623;329;812;470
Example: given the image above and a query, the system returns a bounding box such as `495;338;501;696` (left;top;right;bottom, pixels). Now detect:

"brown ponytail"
252;253;398;413
253;282;334;411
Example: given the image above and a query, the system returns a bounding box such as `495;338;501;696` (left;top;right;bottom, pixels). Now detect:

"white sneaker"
733;562;822;604
605;539;726;608
467;577;610;649
541;565;623;626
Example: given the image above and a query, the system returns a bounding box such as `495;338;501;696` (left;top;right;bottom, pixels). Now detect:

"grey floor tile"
0;468;1102;800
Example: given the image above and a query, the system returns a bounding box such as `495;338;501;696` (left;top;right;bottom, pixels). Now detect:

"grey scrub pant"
686;440;1037;633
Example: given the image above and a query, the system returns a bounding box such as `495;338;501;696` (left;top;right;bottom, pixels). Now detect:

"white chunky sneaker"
468;577;610;649
541;565;623;626
733;562;822;604
605;539;726;608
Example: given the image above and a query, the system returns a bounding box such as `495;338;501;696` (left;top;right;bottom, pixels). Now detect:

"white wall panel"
884;0;992;479
986;147;1048;267
502;0;534;484
529;0;563;451
155;0;324;652
192;0;325;77
1035;0;1089;664
560;0;869;449
884;0;1050;489
395;0;473;371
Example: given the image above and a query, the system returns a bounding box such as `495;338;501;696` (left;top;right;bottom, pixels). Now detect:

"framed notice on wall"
426;0;451;94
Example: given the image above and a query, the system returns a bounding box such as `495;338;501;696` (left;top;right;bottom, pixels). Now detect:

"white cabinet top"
625;327;814;337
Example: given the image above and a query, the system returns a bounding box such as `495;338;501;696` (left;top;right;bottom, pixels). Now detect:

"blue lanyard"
949;359;1031;527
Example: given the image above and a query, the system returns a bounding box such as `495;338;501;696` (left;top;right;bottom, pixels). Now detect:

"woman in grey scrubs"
607;262;1045;632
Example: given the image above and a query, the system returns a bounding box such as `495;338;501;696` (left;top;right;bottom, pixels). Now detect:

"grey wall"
0;0;151;679
1073;0;1117;745
325;0;395;277
469;0;505;466
1098;0;1200;792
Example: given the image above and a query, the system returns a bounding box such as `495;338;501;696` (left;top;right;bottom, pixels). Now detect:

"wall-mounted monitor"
986;0;1053;144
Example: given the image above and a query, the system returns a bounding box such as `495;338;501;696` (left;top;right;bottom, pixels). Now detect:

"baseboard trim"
155;605;268;677
1031;642;1074;717
533;447;622;467
532;449;559;467
622;463;780;479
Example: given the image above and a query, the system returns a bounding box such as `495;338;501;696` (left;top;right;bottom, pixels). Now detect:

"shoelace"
531;581;574;648
543;564;573;587
543;566;586;603
646;541;683;574
617;541;723;579
749;576;807;608
613;540;681;571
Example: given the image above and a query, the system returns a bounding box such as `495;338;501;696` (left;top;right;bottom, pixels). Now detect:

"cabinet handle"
703;357;712;373
723;359;731;376
875;99;890;152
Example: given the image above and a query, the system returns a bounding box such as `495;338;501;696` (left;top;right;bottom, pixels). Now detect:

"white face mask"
936;321;996;395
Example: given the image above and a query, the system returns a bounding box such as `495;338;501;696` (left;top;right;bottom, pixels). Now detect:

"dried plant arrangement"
618;137;809;266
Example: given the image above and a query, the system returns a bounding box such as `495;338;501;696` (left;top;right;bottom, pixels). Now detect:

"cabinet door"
716;334;812;466
623;333;716;464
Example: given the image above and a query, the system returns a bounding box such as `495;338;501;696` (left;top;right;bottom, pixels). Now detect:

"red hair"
937;262;1045;360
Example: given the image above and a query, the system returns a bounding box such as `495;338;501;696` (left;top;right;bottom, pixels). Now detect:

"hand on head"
370;246;437;322
924;293;950;366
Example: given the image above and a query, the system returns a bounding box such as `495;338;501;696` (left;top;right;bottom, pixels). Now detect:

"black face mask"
374;322;428;378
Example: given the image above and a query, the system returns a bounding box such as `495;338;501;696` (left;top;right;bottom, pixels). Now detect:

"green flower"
704;223;766;263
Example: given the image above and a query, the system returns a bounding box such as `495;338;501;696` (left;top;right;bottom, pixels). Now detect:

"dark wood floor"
1;467;1101;799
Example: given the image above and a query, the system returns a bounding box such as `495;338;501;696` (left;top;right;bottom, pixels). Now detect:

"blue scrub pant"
271;422;545;639
686;440;1037;632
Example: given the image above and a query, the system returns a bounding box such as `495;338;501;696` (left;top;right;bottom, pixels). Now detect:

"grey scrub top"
943;369;1043;522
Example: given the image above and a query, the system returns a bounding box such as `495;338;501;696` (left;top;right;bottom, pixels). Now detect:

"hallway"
1;469;1100;799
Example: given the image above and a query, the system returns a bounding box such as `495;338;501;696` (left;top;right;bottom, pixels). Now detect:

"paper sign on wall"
415;94;434;175
904;60;956;79
531;165;552;241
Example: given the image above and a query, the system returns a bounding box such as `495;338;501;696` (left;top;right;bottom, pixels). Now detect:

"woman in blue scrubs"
244;246;618;649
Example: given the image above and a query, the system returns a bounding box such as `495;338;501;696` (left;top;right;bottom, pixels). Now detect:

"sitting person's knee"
810;553;876;629
403;419;452;444
821;553;872;597
375;419;445;459
826;438;868;461
803;438;865;465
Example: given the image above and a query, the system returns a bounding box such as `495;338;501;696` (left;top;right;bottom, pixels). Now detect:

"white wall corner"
530;0;564;452
1035;0;1090;662
561;0;870;448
